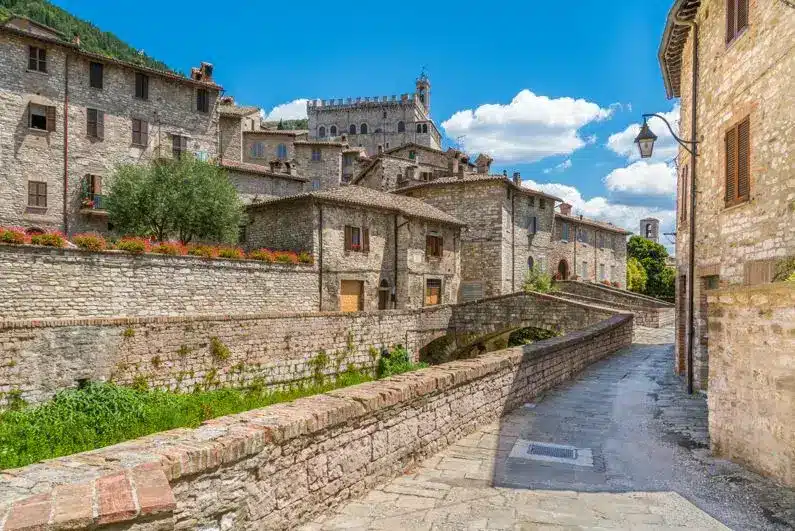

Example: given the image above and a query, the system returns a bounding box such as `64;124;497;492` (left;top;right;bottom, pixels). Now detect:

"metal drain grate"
529;443;577;460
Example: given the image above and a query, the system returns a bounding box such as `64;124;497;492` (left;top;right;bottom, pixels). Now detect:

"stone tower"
416;72;431;115
640;218;660;243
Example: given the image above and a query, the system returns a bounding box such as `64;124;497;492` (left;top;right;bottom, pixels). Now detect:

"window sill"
722;198;751;213
25;206;48;214
28;127;49;134
132;143;147;149
725;26;749;51
26;69;48;76
90;85;103;91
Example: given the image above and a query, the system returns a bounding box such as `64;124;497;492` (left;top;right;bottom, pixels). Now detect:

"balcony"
80;193;108;215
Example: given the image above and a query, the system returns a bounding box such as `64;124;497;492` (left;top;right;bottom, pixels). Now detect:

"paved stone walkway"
302;327;795;530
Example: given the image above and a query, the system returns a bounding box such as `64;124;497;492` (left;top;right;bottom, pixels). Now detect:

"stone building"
659;0;794;486
639;217;660;243
396;174;561;301
244;185;463;311
549;204;630;287
307;74;441;157
0;16;221;235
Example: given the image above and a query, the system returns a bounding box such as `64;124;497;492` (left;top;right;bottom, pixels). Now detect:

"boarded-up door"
425;279;442;306
340;280;363;312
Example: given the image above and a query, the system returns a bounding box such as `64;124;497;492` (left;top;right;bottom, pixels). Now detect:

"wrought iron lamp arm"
642;113;698;156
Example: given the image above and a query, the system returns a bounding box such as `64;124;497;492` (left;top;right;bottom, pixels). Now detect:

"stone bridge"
552;281;674;328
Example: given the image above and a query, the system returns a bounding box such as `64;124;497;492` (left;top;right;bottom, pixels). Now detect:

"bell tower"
416;69;431;115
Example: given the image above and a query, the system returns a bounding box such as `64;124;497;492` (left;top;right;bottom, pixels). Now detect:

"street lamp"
634;113;697;157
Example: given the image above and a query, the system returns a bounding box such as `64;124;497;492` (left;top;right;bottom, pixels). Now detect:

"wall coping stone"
0;313;632;529
556;280;674;308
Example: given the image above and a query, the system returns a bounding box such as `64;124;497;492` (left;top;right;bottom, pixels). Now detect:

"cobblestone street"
302;327;795;530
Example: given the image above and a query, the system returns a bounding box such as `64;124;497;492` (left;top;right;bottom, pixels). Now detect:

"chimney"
457;163;465;179
560;203;573;216
512;171;521;185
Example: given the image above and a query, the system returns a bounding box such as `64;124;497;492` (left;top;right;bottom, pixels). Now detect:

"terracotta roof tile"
247;185;465;226
394;174;563;203
220;160;308;182
218;105;260;117
555;213;632;235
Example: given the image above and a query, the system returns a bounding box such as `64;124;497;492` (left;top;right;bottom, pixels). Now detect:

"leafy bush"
298;251;313;264
627;257;647;293
248;248;275;262
522;266;554;293
188;244;218;258
72;233;106;251
377;345;427;378
507;327;558;347
0;227;27;245
210;337;230;361
30;232;66;248
115;237;150;254
275;251;299;264
151;241;186;256
217;246;244;260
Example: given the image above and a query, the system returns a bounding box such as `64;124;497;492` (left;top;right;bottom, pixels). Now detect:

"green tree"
105;157;243;244
276;119;285;130
626;257;647;293
522;266;554;294
627;236;674;299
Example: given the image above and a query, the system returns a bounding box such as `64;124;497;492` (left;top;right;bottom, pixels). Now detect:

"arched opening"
416;123;422;133
645;223;653;238
360;123;368;135
349;124;356;135
330;125;337;136
527;256;535;271
397;121;405;133
557;259;569;280
421;124;428;134
318;126;326;138
378;279;390;310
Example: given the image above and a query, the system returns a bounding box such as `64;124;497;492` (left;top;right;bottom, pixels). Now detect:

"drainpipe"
676;14;699;395
395;216;409;309
62;54;70;235
318;202;324;312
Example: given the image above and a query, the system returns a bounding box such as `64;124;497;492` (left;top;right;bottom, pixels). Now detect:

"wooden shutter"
737;0;748;33
727;0;736;43
725;126;737;204
97;110;105;140
180;135;188;152
141;121;149;146
344;226;352;251
737;118;750;201
362;228;370;253
46;105;56;132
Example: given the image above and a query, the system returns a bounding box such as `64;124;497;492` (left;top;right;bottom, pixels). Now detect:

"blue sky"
53;0;680;249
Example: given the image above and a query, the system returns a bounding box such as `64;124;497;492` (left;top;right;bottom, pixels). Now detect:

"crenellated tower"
416;71;431;116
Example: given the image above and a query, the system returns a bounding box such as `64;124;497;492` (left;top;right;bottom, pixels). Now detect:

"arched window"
276;144;287;160
318;126;326;138
249;142;265;159
527;256;535;270
645;223;653;238
557;260;569;280
360;123;368;134
422;124;428;134
397;121;405;133
416;123;422;133
330;125;337;136
349;124;356;135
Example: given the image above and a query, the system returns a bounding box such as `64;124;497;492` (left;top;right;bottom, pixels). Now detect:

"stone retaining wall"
0;244;319;319
707;282;795;488
555;281;674;327
0;313;634;530
0;292;620;406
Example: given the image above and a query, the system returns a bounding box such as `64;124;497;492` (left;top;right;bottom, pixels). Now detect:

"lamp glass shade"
634;121;658;159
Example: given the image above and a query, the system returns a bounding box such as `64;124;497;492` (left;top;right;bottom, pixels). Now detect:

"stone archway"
558;259;570;280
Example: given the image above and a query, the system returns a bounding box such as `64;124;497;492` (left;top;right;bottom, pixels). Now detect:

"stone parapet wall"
0;244;319;319
706;282;795;488
0;291;621;406
0;314;634;530
552;284;674;328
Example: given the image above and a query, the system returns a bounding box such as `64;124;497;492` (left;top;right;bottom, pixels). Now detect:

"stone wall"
0;291;621;406
706;282;795;488
0;244;319;319
673;0;795;390
293;142;344;190
0;313;634;530
555;281;674;327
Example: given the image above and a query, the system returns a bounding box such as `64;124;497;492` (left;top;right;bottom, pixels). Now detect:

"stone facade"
549;212;629;287
0;19;221;235
0;312;634;530
0;244;319;319
664;0;795;390
706;282;795;488
244;188;462;311
307;75;441;157
398;177;559;301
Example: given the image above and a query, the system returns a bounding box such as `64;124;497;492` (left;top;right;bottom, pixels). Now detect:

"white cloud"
606;104;680;162
603;161;676;196
264;99;309;121
543;159;573;174
521;178;676;252
441;89;613;163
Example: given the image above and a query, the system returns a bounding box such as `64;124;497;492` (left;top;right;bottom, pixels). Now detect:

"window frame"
89;61;104;89
86;108;104;139
250;141;265;159
196;88;209;113
134;72;149;100
724;116;751;208
425;233;443;259
360;123;368;135
29;103;50;131
276;143;288;160
311;148;322;162
132;118;148;147
172;134;188;159
529;215;537;235
424;278;443;306
726;0;749;45
349;124;356;135
561;222;570;242
330;125;337;136
28;46;47;73
318;126;326;138
397;121;405;133
27;181;47;208
344;225;369;253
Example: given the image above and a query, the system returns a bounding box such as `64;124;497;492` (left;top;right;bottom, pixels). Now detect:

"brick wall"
0;313;634;530
706;282;795;488
0;244;319;319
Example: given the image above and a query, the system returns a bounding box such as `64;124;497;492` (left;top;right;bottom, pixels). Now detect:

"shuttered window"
344;226;368;252
135;73;149;100
86;108;104;139
426;234;443;259
425;279;442;306
196;88;209;113
725;117;750;207
132;119;149;146
89;62;103;89
529;216;537;235
28;46;46;72
172;135;188;158
726;0;749;44
28;181;47;207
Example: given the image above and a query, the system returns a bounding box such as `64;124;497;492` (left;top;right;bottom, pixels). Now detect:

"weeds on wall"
210;337;231;361
377;345;428;378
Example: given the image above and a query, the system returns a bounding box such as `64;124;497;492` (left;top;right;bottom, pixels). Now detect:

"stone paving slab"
301;327;795;530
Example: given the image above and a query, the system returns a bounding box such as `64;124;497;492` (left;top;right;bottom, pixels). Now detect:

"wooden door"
340;280;363;312
425;279;442;306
